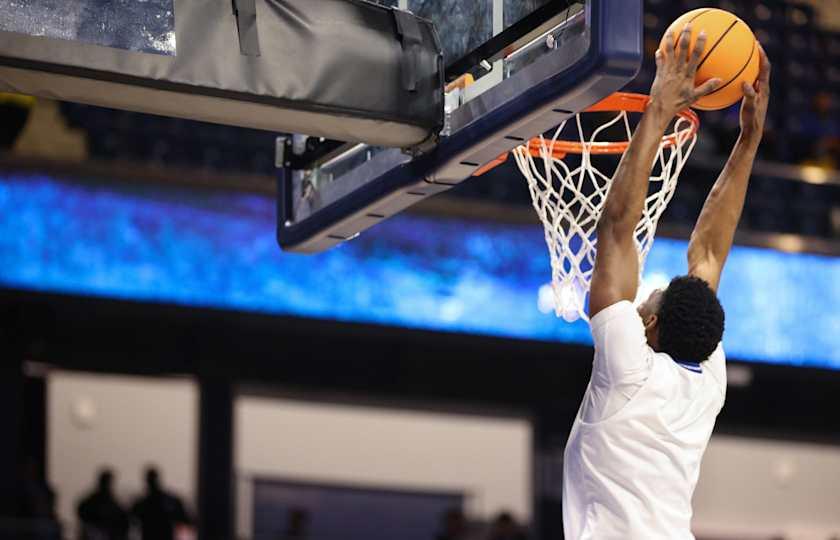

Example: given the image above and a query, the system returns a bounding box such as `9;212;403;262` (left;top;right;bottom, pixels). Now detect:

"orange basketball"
660;8;760;111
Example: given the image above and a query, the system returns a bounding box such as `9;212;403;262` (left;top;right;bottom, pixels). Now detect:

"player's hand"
740;44;770;140
649;24;721;119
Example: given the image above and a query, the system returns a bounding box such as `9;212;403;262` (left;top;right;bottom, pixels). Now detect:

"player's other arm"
688;47;770;293
589;25;720;318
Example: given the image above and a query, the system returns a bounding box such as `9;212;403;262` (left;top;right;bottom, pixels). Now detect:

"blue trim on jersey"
676;360;703;374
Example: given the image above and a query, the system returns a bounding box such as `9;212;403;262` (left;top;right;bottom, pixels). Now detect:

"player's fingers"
693;78;722;99
757;44;771;88
677;24;692;61
663;29;676;56
655;48;664;68
741;81;756;100
689;31;708;70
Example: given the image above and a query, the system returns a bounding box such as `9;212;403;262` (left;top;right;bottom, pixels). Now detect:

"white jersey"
563;301;726;540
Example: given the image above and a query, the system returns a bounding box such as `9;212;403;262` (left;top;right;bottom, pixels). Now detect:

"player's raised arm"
588;25;721;318
688;46;770;293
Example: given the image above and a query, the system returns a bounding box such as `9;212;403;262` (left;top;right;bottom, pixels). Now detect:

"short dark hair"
658;275;724;363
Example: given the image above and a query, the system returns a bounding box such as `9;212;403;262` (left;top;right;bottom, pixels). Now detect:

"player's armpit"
687;248;722;292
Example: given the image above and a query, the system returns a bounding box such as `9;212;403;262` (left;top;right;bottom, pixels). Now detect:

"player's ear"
642;313;659;331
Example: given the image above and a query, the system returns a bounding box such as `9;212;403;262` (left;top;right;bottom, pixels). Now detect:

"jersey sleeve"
589;300;653;386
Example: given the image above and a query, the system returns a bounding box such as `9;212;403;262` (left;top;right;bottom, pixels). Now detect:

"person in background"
435;507;468;540
486;512;527;540
76;469;129;540
282;508;309;540
17;457;61;540
130;467;189;540
799;91;840;169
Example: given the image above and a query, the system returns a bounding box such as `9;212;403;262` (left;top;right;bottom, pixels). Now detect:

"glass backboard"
278;0;643;253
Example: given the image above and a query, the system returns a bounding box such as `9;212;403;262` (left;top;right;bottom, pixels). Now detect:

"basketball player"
562;25;771;539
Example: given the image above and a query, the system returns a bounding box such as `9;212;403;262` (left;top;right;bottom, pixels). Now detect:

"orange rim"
473;92;700;175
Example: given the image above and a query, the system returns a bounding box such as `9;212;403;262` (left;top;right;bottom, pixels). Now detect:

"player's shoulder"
590;300;643;332
589;300;648;356
654;344;724;376
589;300;652;384
704;342;727;392
657;345;727;407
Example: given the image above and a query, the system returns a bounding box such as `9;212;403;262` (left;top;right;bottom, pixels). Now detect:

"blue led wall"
1;172;838;369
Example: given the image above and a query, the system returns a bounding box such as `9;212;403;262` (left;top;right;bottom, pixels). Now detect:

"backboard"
277;0;644;252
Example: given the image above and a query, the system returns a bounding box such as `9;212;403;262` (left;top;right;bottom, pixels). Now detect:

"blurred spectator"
486;512;527;540
130;467;189;540
18;458;57;523
798;92;840;168
801;136;840;170
76;469;129;540
12;457;62;539
436;507;468;540
282;508;310;540
802;92;840;139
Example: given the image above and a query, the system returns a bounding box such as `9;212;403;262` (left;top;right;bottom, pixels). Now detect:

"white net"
512;107;698;323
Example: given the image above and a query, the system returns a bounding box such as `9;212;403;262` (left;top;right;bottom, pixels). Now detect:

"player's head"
637;275;724;363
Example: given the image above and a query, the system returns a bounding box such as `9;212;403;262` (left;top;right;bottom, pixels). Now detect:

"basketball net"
510;93;699;323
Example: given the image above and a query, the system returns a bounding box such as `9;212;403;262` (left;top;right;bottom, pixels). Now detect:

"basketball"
660;8;760;111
